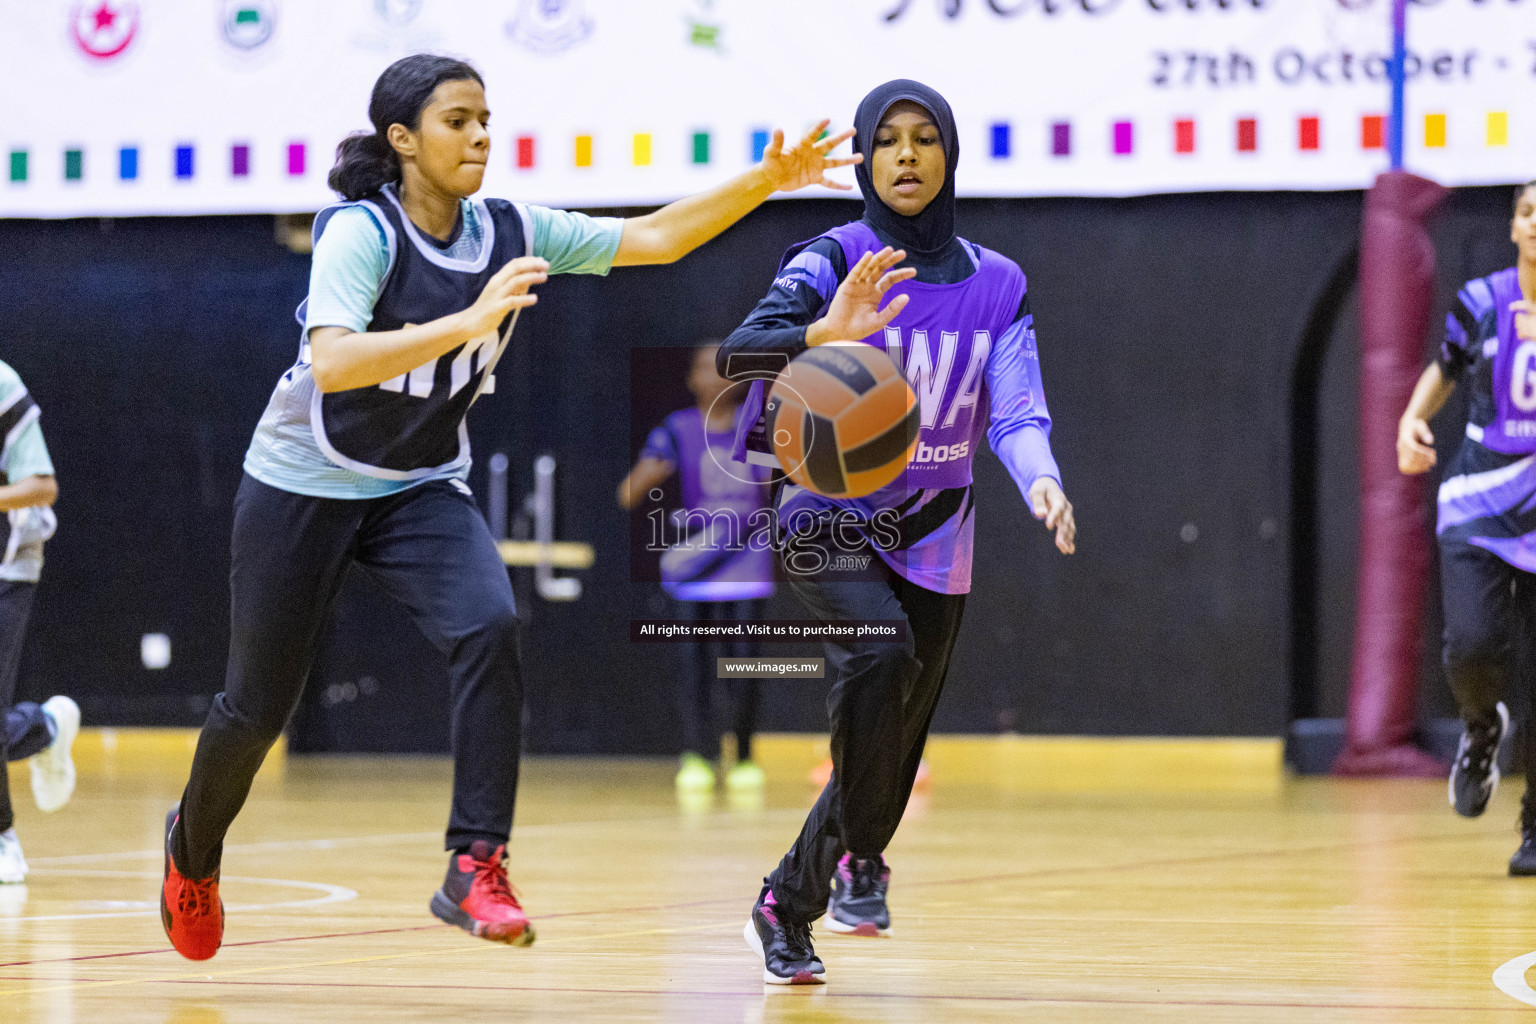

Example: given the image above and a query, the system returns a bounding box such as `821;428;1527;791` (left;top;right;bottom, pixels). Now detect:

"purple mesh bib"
734;222;1025;491
1484;268;1536;454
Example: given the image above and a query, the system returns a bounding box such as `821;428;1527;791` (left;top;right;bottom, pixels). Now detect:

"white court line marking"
24;830;441;867
9;868;356;922
24;809;807;868
1493;950;1536;1007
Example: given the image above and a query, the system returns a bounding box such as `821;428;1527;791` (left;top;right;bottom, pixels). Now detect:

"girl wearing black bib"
159;53;859;961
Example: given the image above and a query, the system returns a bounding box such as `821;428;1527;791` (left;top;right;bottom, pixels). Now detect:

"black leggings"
174;474;524;877
0;581;44;834
1440;538;1536;820
674;598;764;761
766;530;965;922
1441;539;1536;722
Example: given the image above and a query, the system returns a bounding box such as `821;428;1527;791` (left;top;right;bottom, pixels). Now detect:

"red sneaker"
429;840;535;946
160;809;223;961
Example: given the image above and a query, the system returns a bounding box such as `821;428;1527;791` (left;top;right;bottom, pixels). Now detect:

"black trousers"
675;597;764;761
1440;539;1536;821
1441;539;1536;719
0;581;46;833
174;475;524;877
766;533;965;922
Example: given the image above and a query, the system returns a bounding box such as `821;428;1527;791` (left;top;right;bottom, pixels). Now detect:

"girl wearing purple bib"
619;344;775;795
1398;180;1536;872
721;80;1076;985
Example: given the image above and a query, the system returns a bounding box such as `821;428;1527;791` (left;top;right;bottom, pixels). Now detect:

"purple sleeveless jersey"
1436;268;1536;571
643;407;774;601
1476;268;1536;454
732;221;1058;594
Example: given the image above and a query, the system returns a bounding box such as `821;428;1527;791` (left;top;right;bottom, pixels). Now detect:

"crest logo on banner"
505;0;592;55
376;0;423;25
221;1;277;50
355;0;440;54
71;1;140;60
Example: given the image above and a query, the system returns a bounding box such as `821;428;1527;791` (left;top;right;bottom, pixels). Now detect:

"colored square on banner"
990;123;1010;159
287;143;305;176
231;144;250;177
691;131;710;165
751;129;769;163
1112;121;1133;156
64;149;83;181
8;151;25;183
175;145;195;179
1488;112;1509;147
1298;116;1320;152
1236;118;1257;153
516;135;535;169
1424;113;1447;149
119;146;138;180
1051;122;1071;157
1174;119;1195;155
1360;116;1385;150
632;133;652;167
574;134;593;167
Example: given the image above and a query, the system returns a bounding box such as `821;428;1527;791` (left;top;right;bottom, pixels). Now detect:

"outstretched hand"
462;257;547;338
806;247;916;346
760;120;862;193
1029;477;1077;555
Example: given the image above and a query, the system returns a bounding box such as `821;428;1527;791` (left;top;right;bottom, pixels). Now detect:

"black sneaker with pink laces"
743;884;824;985
826;853;891;936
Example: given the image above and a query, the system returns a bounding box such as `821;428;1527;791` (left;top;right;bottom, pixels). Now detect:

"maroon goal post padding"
1333;170;1450;777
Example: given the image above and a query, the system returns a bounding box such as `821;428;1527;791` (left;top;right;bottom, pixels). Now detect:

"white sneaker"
30;695;79;814
0;829;26;884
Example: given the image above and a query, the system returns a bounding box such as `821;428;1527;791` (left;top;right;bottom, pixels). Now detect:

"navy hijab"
852;79;959;260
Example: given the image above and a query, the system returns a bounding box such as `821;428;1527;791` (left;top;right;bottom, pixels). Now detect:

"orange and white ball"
766;343;919;499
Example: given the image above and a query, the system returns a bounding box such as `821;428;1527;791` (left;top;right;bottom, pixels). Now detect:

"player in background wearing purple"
719;80;1076;985
618;344;775;795
157;53;863;962
1399;181;1536;872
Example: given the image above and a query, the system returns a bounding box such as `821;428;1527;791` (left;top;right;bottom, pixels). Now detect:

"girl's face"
688;345;733;408
871;101;945;218
389;78;491;198
1513;186;1536;265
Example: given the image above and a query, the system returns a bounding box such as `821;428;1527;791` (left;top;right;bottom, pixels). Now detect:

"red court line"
0;975;1507;1013
0;827;1480;972
0;897;733;969
0;924;444;968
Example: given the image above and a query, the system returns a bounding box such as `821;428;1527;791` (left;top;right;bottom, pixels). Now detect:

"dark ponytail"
328;53;485;201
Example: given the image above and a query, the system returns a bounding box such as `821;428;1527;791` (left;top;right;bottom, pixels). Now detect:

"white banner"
0;0;1531;217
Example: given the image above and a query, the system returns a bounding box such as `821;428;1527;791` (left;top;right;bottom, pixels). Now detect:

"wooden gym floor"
4;731;1536;1022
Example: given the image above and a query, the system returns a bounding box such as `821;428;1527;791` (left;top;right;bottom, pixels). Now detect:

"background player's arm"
1397;363;1455;475
1399;295;1484;475
309;257;548;393
617;458;675;510
612;123;858;268
0;474;56;512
